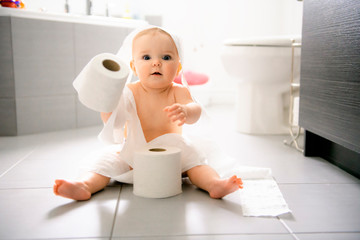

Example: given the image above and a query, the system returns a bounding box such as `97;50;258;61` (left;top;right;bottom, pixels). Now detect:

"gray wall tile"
11;18;75;98
0;17;15;98
16;95;76;135
0;98;17;135
76;100;102;128
74;23;130;74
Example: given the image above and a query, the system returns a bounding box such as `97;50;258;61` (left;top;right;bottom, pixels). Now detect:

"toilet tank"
221;36;301;83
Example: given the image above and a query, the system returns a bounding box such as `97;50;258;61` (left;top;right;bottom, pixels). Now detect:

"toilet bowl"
221;36;301;134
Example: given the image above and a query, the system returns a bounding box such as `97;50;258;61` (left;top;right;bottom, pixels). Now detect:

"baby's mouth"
151;72;162;76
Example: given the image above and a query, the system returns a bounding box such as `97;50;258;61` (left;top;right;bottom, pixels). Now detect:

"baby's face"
131;31;181;90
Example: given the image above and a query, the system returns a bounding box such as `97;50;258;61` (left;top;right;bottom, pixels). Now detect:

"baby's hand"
164;103;187;126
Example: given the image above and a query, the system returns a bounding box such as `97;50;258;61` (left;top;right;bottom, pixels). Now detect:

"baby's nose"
152;59;161;67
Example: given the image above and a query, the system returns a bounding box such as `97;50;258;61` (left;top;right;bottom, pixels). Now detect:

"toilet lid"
224;36;301;47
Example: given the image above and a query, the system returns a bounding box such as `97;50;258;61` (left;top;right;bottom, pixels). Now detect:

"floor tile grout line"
0;185;122;191
0;147;37;179
290;231;360;234
277;217;301;240
291;233;301;240
110;184;123;239
109;233;298;239
278;182;360;185
0;186;52;190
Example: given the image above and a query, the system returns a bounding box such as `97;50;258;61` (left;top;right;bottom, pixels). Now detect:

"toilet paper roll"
133;147;182;198
73;53;129;113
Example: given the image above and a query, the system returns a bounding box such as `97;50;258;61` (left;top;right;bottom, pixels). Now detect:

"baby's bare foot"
53;179;91;201
209;175;243;199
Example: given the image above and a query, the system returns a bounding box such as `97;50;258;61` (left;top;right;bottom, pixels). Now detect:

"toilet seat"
224;36;301;47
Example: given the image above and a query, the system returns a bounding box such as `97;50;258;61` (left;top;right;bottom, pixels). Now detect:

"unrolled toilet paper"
221;166;291;217
73;53;129;113
133;147;182;198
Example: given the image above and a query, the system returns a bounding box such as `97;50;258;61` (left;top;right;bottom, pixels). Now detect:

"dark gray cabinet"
299;0;360;177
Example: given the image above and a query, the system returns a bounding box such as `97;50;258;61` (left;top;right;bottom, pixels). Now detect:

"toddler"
53;27;242;200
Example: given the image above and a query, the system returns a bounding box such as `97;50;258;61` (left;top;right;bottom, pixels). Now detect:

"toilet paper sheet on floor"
221;166;291;217
188;135;291;217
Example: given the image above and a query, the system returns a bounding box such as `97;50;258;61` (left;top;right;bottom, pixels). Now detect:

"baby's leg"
186;165;243;199
53;172;110;201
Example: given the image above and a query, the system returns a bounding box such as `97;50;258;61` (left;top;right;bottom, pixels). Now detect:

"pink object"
174;71;209;85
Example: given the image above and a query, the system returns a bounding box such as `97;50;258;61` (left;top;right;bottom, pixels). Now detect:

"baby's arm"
164;85;201;126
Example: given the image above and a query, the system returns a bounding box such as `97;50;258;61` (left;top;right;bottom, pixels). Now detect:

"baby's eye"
142;55;151;60
162;55;172;60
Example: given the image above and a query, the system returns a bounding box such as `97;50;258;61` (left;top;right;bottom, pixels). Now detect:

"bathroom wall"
20;0;303;104
143;0;304;103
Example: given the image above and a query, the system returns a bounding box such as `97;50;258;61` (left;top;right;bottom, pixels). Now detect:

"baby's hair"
134;27;169;40
132;27;180;57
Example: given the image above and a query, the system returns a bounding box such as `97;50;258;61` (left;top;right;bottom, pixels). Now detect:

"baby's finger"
167;112;176;120
170;112;182;121
177;118;186;126
171;115;186;126
170;112;186;125
167;108;183;118
163;103;180;112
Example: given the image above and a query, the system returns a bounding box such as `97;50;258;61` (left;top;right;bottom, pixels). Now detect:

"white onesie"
82;86;208;184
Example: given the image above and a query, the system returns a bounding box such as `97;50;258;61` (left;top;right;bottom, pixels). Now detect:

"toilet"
221;36;301;134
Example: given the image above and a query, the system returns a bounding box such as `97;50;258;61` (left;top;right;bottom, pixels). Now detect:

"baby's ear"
176;62;182;76
130;60;138;76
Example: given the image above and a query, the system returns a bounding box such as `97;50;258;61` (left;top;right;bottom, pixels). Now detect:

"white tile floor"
1;104;359;240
